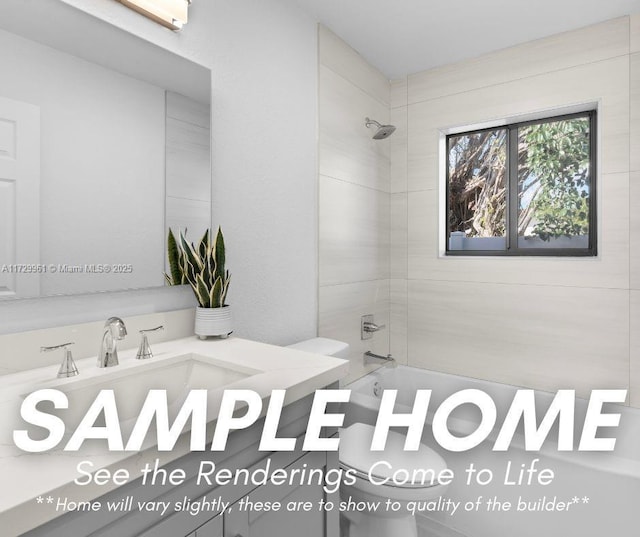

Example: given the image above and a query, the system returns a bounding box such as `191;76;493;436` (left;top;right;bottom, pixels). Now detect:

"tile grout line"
405;81;410;367
319;62;390;111
629;19;633;405
320;173;392;195
388;106;392;359
407;51;630;107
404;276;630;292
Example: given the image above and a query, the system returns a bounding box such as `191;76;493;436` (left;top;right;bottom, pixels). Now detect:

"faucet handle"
41;342;75;352
136;325;164;360
361;314;386;340
41;342;79;378
363;321;386;332
139;325;164;334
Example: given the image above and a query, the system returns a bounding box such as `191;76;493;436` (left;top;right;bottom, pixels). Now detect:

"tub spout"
364;351;397;367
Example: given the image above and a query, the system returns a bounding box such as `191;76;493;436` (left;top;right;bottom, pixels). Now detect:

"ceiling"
285;0;640;79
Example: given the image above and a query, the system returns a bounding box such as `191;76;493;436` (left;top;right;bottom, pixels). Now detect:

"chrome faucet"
98;317;127;368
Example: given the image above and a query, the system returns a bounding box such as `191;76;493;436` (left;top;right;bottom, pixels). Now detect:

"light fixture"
118;0;191;31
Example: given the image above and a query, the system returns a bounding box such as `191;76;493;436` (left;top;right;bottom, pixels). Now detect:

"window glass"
447;129;507;251
517;117;591;249
446;112;595;256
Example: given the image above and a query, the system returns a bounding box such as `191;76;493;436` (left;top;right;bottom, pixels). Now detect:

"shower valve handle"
361;314;385;340
363;321;385;332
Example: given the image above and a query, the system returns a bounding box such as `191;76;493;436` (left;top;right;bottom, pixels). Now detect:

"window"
445;111;596;256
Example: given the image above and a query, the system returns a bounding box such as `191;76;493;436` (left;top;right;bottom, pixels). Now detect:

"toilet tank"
287;337;350;358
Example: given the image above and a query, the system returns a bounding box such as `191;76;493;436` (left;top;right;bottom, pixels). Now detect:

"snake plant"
165;227;231;308
164;228;186;286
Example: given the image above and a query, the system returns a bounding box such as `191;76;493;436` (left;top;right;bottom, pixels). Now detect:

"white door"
0;95;40;298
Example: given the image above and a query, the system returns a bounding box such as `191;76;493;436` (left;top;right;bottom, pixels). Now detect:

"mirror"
0;0;211;300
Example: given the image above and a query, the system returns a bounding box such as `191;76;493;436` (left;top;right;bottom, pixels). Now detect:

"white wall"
317;26;392;383
0;308;196;375
391;17;640;404
208;1;318;345
0;0;318;346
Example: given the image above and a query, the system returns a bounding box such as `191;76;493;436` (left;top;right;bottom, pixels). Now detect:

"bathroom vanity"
0;336;349;536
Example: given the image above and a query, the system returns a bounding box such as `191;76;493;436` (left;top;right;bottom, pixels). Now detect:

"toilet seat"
339;422;448;499
286;337;350;358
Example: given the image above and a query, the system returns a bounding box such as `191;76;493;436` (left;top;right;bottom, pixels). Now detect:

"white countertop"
0;336;349;535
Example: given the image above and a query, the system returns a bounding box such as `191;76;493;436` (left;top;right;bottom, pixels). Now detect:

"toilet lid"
339;422;447;488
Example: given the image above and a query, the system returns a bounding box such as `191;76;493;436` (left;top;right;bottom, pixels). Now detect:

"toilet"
339;422;448;537
288;338;449;537
286;336;351;358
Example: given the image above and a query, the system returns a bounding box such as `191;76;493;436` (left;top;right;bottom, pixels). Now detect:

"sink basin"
27;353;262;433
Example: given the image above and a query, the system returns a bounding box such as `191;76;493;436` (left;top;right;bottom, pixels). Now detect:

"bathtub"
343;365;640;537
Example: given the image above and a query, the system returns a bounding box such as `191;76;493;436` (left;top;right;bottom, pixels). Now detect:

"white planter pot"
194;306;233;339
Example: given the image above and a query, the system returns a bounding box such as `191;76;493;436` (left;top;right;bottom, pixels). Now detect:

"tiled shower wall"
391;16;640;406
317;26;393;383
319;16;640;404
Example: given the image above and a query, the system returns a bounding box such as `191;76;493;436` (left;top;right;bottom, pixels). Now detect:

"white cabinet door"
196;514;223;537
0;95;40;298
225;452;329;537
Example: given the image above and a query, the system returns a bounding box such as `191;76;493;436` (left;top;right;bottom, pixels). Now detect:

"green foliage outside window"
519;118;590;241
447;113;593;250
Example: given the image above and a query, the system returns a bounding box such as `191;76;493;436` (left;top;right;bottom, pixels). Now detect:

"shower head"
365;117;396;139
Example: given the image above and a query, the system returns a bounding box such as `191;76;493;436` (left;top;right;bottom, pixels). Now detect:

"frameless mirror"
0;0;211;300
